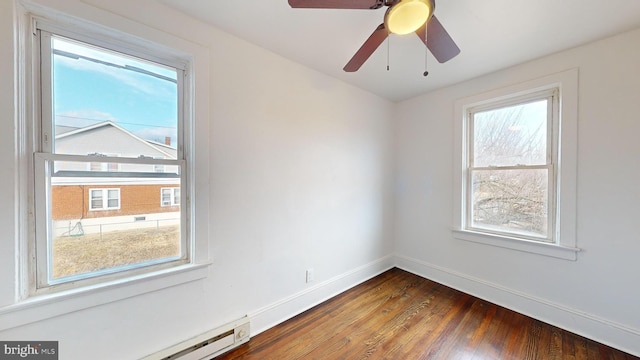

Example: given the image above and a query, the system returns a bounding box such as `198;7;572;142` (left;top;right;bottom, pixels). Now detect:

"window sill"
452;229;580;261
0;261;211;332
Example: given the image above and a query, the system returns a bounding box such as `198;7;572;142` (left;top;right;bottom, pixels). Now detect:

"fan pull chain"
423;48;429;77
423;27;429;77
386;36;390;71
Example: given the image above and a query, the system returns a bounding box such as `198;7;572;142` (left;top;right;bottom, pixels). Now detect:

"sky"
52;36;178;147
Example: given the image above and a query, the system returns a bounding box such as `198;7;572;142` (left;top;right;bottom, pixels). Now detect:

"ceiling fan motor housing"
384;0;435;35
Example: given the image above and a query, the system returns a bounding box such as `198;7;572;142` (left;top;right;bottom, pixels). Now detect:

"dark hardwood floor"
216;268;638;359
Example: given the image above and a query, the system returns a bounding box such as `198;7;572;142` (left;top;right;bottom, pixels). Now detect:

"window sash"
37;26;186;159
161;189;172;206
162;188;173;206
464;89;558;242
468;166;552;241
90;189;104;209
34;153;188;289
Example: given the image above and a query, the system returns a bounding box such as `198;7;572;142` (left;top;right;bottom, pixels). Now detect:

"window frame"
452;69;580;260
30;17;196;294
465;89;557;242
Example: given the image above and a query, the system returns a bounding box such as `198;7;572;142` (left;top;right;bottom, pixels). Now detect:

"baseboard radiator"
143;316;250;360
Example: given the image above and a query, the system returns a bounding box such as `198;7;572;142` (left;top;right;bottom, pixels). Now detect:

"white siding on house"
53;122;179;174
55;122;174;159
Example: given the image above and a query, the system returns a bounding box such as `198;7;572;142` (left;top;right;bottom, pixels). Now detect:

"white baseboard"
395;254;640;358
248;254;395;336
246;254;640;357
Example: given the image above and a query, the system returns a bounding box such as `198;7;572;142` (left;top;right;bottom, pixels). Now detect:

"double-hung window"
32;20;190;292
453;70;579;260
161;188;180;207
467;91;556;241
89;188;121;211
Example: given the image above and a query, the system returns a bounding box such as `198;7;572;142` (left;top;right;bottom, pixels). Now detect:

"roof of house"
55;121;176;159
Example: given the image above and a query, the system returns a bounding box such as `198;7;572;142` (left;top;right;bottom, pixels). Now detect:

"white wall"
0;0;18;310
3;0;639;357
394;27;640;355
0;0;395;358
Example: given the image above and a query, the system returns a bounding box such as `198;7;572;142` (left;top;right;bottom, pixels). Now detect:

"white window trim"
453;69;580;261
89;188;121;211
3;2;211;332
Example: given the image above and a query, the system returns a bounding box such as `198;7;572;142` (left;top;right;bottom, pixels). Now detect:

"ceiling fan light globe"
384;0;433;35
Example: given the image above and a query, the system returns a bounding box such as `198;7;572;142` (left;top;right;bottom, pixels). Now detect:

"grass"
52;225;180;279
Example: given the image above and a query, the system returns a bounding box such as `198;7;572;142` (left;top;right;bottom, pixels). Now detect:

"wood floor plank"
464;304;506;359
304;273;437;359
215;268;639;360
379;281;462;359
220;269;415;359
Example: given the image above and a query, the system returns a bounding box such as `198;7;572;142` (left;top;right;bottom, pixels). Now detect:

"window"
161;188;180;206
453;70;579;260
32;19;191;292
467;92;554;241
12;5;209;328
89;188;121;210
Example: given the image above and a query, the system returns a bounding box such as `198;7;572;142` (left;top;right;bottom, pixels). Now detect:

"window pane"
91;198;103;209
49;159;181;281
470;168;548;238
107;190;119;208
162;189;172;206
173;188;180;205
51;36;178;158
90;190;102;209
473;100;548;167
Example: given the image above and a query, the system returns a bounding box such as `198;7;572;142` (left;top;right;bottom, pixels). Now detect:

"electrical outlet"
306;268;314;283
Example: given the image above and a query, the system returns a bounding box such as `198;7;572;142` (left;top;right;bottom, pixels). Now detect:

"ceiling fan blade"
416;15;460;63
288;0;383;9
344;24;388;72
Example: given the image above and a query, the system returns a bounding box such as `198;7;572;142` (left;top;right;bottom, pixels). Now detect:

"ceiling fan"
288;0;460;72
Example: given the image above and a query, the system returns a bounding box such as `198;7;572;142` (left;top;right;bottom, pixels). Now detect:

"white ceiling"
159;0;640;101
